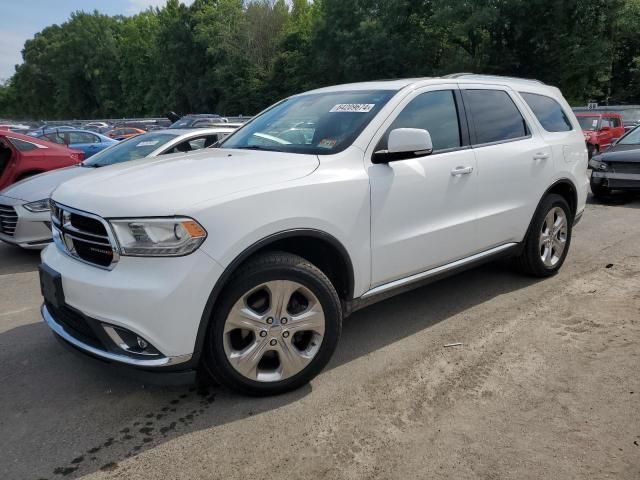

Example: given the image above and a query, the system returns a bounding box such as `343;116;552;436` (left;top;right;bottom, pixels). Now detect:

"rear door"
462;85;555;249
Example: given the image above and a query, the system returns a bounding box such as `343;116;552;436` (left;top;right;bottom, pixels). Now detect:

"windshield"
83;132;178;167
221;90;396;155
617;126;640;145
577;116;600;131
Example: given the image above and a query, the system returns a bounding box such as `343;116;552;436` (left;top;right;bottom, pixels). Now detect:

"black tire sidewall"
204;259;342;396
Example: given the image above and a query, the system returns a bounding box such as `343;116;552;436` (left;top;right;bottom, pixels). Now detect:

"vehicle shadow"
587;190;640;209
0;261;539;479
0;243;42;275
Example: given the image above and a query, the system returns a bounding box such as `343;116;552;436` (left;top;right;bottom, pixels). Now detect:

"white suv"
39;75;588;395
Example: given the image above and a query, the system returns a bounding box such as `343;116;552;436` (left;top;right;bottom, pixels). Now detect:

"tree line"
1;0;639;120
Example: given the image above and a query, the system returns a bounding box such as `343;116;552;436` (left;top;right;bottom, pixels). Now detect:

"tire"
514;194;572;277
203;251;342;396
590;177;611;199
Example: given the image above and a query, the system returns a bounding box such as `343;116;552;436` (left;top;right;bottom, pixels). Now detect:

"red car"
0;129;84;191
576;112;625;158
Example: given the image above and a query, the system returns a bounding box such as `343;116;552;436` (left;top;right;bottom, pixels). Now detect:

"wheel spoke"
277;338;312;378
543;245;553;265
268;280;299;318
287;301;325;335
224;302;265;334
227;338;269;379
544;210;556;233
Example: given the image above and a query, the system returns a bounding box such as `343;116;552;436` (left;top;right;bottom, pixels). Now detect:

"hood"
596;145;640;163
52;148;320;217
0;165;93;202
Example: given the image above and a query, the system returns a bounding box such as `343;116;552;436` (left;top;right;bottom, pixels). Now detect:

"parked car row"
0;126;235;248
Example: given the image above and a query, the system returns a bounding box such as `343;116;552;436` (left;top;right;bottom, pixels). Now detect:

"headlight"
588;158;608;170
23;199;51;212
109;217;207;257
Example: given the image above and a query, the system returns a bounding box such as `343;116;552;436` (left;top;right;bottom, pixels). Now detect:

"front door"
368;87;479;287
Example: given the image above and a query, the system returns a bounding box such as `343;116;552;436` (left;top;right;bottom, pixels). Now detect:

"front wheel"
203;252;342;396
514;194;572;277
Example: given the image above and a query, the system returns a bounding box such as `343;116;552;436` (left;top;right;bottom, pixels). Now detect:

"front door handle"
451;166;474;176
533;152;550;161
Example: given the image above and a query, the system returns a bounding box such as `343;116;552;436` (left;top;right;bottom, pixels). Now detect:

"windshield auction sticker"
330;104;375;113
136;141;160;147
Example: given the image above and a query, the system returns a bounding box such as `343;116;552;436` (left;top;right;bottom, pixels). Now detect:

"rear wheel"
514;194;572;277
203;252;342;396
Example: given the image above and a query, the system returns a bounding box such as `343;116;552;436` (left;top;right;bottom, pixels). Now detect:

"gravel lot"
1;194;639;480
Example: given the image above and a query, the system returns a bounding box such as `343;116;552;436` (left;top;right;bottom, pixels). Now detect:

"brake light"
71;151;85;163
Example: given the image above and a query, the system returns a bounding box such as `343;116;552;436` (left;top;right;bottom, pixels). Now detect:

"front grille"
46;301;104;349
51;202;118;269
0;204;18;237
609;162;640;174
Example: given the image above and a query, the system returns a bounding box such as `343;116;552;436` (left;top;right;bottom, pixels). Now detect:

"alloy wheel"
539;206;568;268
222;280;325;382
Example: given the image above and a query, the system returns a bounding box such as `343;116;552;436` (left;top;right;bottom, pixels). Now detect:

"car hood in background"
0;166;93;202
52;149;320;217
597;145;640;163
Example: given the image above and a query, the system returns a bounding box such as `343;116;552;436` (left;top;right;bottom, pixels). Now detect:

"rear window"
8;137;41;151
520;93;572;132
462;89;529;145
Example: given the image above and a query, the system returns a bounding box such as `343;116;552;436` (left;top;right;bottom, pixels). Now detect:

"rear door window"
8;137;41;151
520;92;572;132
462;89;529;145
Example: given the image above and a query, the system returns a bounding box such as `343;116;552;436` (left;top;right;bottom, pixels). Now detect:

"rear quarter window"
520;92;572;133
8;138;41;151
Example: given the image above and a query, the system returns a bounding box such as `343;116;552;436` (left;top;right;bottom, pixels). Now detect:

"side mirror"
372;128;433;164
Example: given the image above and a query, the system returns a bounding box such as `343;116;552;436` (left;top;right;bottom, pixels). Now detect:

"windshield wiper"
234;145;281;152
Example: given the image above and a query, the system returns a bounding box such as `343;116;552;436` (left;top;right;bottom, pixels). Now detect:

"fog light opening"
103;325;162;357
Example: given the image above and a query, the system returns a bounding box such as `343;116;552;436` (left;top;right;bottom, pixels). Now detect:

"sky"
0;0;193;81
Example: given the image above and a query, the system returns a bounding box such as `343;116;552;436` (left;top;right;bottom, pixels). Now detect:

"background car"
106;127;146;140
576;112;625;157
169;114;226;129
0;126;235;249
0;130;83;192
589;124;640;198
33;129;118;158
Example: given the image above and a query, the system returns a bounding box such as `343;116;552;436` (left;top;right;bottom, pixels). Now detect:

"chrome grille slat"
51;202;119;270
0;204;18;237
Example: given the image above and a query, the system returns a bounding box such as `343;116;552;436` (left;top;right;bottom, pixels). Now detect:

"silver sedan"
0;127;236;249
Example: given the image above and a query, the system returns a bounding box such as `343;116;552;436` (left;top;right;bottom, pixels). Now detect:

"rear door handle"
451;166;474;176
533;152;550;161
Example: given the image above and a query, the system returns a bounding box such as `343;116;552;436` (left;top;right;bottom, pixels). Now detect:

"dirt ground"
1;194;639;480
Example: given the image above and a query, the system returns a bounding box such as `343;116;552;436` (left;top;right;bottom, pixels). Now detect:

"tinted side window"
9;138;40;151
69;132;98;143
611;117;621;128
463;89;528;144
600;118;612;129
520;92;572;132
379;90;461;151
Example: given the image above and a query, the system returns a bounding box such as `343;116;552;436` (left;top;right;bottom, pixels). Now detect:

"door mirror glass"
373;128;433;163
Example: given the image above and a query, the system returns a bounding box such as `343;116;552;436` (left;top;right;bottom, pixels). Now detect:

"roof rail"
442;73;545;85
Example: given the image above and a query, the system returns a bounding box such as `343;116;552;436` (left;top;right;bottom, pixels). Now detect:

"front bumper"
0;195;52;249
591;171;640;191
40;244;224;368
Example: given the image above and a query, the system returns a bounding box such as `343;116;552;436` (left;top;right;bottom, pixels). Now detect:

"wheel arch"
521;178;578;248
191;229;355;364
